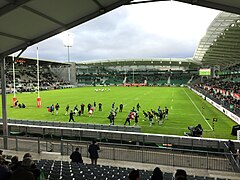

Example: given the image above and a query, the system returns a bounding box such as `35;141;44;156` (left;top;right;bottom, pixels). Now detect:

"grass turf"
1;86;237;140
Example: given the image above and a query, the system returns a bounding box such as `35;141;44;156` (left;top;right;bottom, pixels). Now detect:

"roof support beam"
0;0;31;17
0;31;29;41
92;0;104;9
127;0;169;5
0;0;132;58
22;5;65;26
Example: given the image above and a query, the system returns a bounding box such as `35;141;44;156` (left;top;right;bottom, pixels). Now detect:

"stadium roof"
194;12;240;67
0;0;131;59
1;0;240;61
175;0;240;15
5;56;69;67
78;58;199;68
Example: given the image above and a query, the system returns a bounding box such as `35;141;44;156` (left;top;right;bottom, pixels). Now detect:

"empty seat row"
34;159;224;180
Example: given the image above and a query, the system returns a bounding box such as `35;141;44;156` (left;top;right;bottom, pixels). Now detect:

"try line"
183;89;213;131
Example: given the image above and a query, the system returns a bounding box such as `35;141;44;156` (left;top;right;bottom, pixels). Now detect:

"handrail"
0;135;238;172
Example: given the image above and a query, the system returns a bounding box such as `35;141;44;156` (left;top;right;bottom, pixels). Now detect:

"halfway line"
183;89;213;131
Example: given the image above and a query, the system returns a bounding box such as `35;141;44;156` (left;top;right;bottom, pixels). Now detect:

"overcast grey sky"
20;1;219;62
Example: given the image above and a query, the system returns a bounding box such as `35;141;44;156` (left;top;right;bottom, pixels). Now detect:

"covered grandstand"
76;58;199;86
1;0;240;179
194;12;240;67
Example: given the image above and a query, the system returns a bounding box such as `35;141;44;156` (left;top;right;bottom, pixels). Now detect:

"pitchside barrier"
0;120;240;151
1;119;141;132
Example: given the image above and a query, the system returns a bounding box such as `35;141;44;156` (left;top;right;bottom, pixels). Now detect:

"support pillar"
1;57;8;149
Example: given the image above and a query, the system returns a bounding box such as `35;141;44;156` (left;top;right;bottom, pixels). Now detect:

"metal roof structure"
78;58;199;68
0;0;240;149
1;0;240;60
0;0;131;59
194;12;240;67
5;56;69;67
175;0;240;15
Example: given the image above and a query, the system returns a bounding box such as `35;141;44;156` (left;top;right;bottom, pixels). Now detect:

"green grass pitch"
1;86;237;140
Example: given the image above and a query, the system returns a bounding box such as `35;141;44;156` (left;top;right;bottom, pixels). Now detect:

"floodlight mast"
64;33;72;82
37;47;41;108
133;68;135;83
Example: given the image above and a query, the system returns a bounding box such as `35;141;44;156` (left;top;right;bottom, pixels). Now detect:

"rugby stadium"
0;1;240;180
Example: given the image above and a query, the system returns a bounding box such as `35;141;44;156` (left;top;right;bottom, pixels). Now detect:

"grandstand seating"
3;57;70;92
32;159;223;180
193;77;240;116
0;135;238;179
75;64;197;86
2;153;228;180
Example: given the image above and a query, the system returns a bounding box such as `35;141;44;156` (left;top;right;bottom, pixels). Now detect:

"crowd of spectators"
193;77;240;116
3;67;70;93
128;168;188;180
0;151;41;180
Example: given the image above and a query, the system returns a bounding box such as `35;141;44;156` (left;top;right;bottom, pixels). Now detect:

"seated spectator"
70;147;83;163
175;169;187;180
129;169;140;180
11;157;35;180
0;150;8;165
0;155;11;180
21;153;40;179
9;156;21;172
151;167;163;180
23;153;32;159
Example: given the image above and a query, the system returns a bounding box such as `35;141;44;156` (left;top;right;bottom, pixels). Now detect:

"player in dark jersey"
69;110;74;122
148;111;154;127
119;103;123;112
81;103;85;114
134;113;139;126
124;112;134;126
143;110;148;121
165;107;169;120
136;103;141;111
98;102;102;111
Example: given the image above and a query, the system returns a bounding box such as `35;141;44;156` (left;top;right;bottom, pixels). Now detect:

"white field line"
171;113;199;116
183;89;213;131
171;89;174;109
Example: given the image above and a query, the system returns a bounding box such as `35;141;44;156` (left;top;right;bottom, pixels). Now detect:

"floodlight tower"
12;54;17;106
63;33;73;82
132;68;135;84
37;47;41;108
